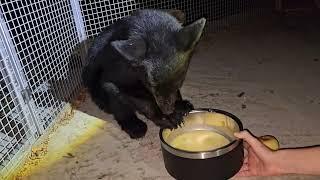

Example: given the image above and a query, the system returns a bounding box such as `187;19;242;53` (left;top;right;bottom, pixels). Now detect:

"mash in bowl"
162;111;239;152
170;130;230;152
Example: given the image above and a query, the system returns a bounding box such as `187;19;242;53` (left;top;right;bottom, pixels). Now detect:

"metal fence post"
0;9;42;136
70;0;87;42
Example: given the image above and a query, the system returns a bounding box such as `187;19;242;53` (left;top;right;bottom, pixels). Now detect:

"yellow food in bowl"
162;111;240;152
169;130;230;152
182;112;237;133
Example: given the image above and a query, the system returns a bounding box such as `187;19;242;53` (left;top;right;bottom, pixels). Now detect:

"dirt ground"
20;15;320;180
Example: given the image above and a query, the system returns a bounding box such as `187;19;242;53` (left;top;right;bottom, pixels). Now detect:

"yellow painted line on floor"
8;107;109;180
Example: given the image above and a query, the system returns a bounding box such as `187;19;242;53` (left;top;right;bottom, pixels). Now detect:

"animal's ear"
175;18;206;51
163;9;186;24
111;38;146;61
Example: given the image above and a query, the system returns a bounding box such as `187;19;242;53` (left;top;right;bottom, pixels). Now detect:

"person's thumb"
234;130;271;155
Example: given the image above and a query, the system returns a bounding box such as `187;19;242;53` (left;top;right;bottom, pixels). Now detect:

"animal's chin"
159;104;175;115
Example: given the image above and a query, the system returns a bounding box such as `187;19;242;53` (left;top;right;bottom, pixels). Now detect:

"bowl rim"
159;108;243;159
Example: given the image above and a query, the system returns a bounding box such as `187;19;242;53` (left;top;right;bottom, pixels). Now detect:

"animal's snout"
154;93;178;115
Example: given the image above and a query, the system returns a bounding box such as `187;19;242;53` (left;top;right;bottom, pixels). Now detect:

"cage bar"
0;26;35;178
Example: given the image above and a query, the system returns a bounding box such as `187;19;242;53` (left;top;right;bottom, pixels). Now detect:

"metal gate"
0;0;272;178
0;1;85;177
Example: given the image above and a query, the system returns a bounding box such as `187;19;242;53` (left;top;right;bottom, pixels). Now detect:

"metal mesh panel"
80;0;274;38
0;41;34;177
0;1;84;130
80;0;177;37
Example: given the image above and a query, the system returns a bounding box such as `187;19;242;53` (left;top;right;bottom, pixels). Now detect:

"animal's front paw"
119;117;147;139
175;100;194;115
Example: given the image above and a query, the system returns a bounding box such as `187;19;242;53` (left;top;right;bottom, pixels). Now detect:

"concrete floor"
15;15;320;180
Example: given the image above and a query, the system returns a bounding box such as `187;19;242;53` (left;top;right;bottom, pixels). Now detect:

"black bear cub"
82;9;206;139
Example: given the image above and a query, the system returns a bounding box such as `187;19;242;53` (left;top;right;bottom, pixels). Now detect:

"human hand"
233;130;282;177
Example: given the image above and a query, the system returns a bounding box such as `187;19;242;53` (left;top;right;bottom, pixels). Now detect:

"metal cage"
0;0;273;178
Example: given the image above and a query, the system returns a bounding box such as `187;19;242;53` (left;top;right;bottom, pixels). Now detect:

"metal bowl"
159;109;244;180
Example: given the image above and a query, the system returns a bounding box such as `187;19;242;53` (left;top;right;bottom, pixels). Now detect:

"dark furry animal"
82;9;206;139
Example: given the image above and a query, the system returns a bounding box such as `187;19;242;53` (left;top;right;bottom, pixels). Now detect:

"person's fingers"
243;148;247;158
234;130;270;155
234;170;254;177
234;163;250;177
243;156;248;164
243;141;250;149
248;146;261;162
241;163;249;171
241;140;250;158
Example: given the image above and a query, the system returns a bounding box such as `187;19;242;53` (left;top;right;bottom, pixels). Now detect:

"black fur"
82;9;206;139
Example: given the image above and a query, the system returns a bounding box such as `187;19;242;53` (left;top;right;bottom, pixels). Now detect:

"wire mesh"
80;0;274;38
0;43;34;177
0;1;84;131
